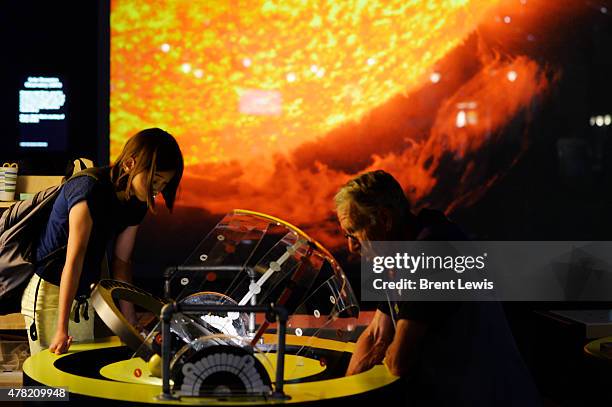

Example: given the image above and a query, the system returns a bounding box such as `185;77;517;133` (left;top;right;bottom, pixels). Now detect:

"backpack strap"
29;276;42;341
64;166;104;184
72;295;89;323
64;158;95;180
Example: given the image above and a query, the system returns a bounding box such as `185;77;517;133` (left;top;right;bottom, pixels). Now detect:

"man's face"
337;202;389;255
337;205;365;254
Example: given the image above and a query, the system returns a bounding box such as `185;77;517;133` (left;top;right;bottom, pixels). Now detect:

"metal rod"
274;314;287;398
249;272;257;337
159;302;176;400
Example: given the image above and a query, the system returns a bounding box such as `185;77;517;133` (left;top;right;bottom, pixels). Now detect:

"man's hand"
383;319;427;377
346;310;394;376
49;330;73;355
346;340;388;375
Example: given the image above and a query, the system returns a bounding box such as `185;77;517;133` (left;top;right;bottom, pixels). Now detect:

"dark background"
0;1;109;174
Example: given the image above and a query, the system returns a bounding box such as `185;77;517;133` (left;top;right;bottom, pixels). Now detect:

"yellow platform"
584;336;612;361
23;335;399;405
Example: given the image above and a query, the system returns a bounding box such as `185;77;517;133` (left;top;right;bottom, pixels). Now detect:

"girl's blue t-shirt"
35;168;147;295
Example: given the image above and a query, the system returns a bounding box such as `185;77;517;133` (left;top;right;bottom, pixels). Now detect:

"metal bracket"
159;302;291;401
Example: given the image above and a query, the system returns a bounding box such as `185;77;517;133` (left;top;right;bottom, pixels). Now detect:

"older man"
335;170;540;406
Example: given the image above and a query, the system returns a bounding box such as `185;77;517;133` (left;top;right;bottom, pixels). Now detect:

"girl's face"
131;170;175;203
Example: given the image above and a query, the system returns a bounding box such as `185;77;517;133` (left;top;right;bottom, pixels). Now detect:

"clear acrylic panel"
265;271;360;380
133;209;359;382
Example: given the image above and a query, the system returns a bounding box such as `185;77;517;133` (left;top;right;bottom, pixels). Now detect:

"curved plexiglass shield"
273;271;359;380
171;210;357;319
133;210;359;386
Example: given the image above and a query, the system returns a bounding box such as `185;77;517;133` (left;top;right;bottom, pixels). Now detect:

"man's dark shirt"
377;208;465;323
376;208;539;407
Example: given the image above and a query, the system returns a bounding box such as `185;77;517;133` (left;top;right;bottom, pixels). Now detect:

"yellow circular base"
99;352;326;386
24;335;398;405
584;336;612;361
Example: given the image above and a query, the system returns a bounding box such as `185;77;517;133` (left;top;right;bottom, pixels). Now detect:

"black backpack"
0;166;101;315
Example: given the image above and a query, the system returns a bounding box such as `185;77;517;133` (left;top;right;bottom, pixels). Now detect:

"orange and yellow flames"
111;0;499;163
111;0;554;248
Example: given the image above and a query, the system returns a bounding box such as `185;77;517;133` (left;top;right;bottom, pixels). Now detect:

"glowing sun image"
111;0;553;247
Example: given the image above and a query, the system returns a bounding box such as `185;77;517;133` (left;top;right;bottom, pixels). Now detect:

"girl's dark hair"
111;128;184;211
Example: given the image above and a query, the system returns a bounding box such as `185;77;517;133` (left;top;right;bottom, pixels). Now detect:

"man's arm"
112;225;139;326
49;201;93;354
384;319;427;377
346;310;394;376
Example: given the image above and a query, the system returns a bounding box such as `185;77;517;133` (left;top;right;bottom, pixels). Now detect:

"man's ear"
380;207;393;232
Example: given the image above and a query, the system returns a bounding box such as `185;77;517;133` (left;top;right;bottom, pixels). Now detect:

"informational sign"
18;76;68;150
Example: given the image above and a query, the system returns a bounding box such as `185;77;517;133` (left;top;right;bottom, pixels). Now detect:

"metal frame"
159;302;290;401
91;279;166;360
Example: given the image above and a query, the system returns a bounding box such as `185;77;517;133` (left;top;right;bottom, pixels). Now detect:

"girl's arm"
49;201;93;354
112;225;139;327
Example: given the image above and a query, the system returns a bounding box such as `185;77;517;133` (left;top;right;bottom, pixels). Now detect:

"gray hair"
334;170;411;231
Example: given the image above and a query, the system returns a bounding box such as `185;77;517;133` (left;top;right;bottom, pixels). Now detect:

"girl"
21;128;183;355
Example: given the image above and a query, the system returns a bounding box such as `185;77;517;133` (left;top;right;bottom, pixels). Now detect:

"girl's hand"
49;330;73;355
